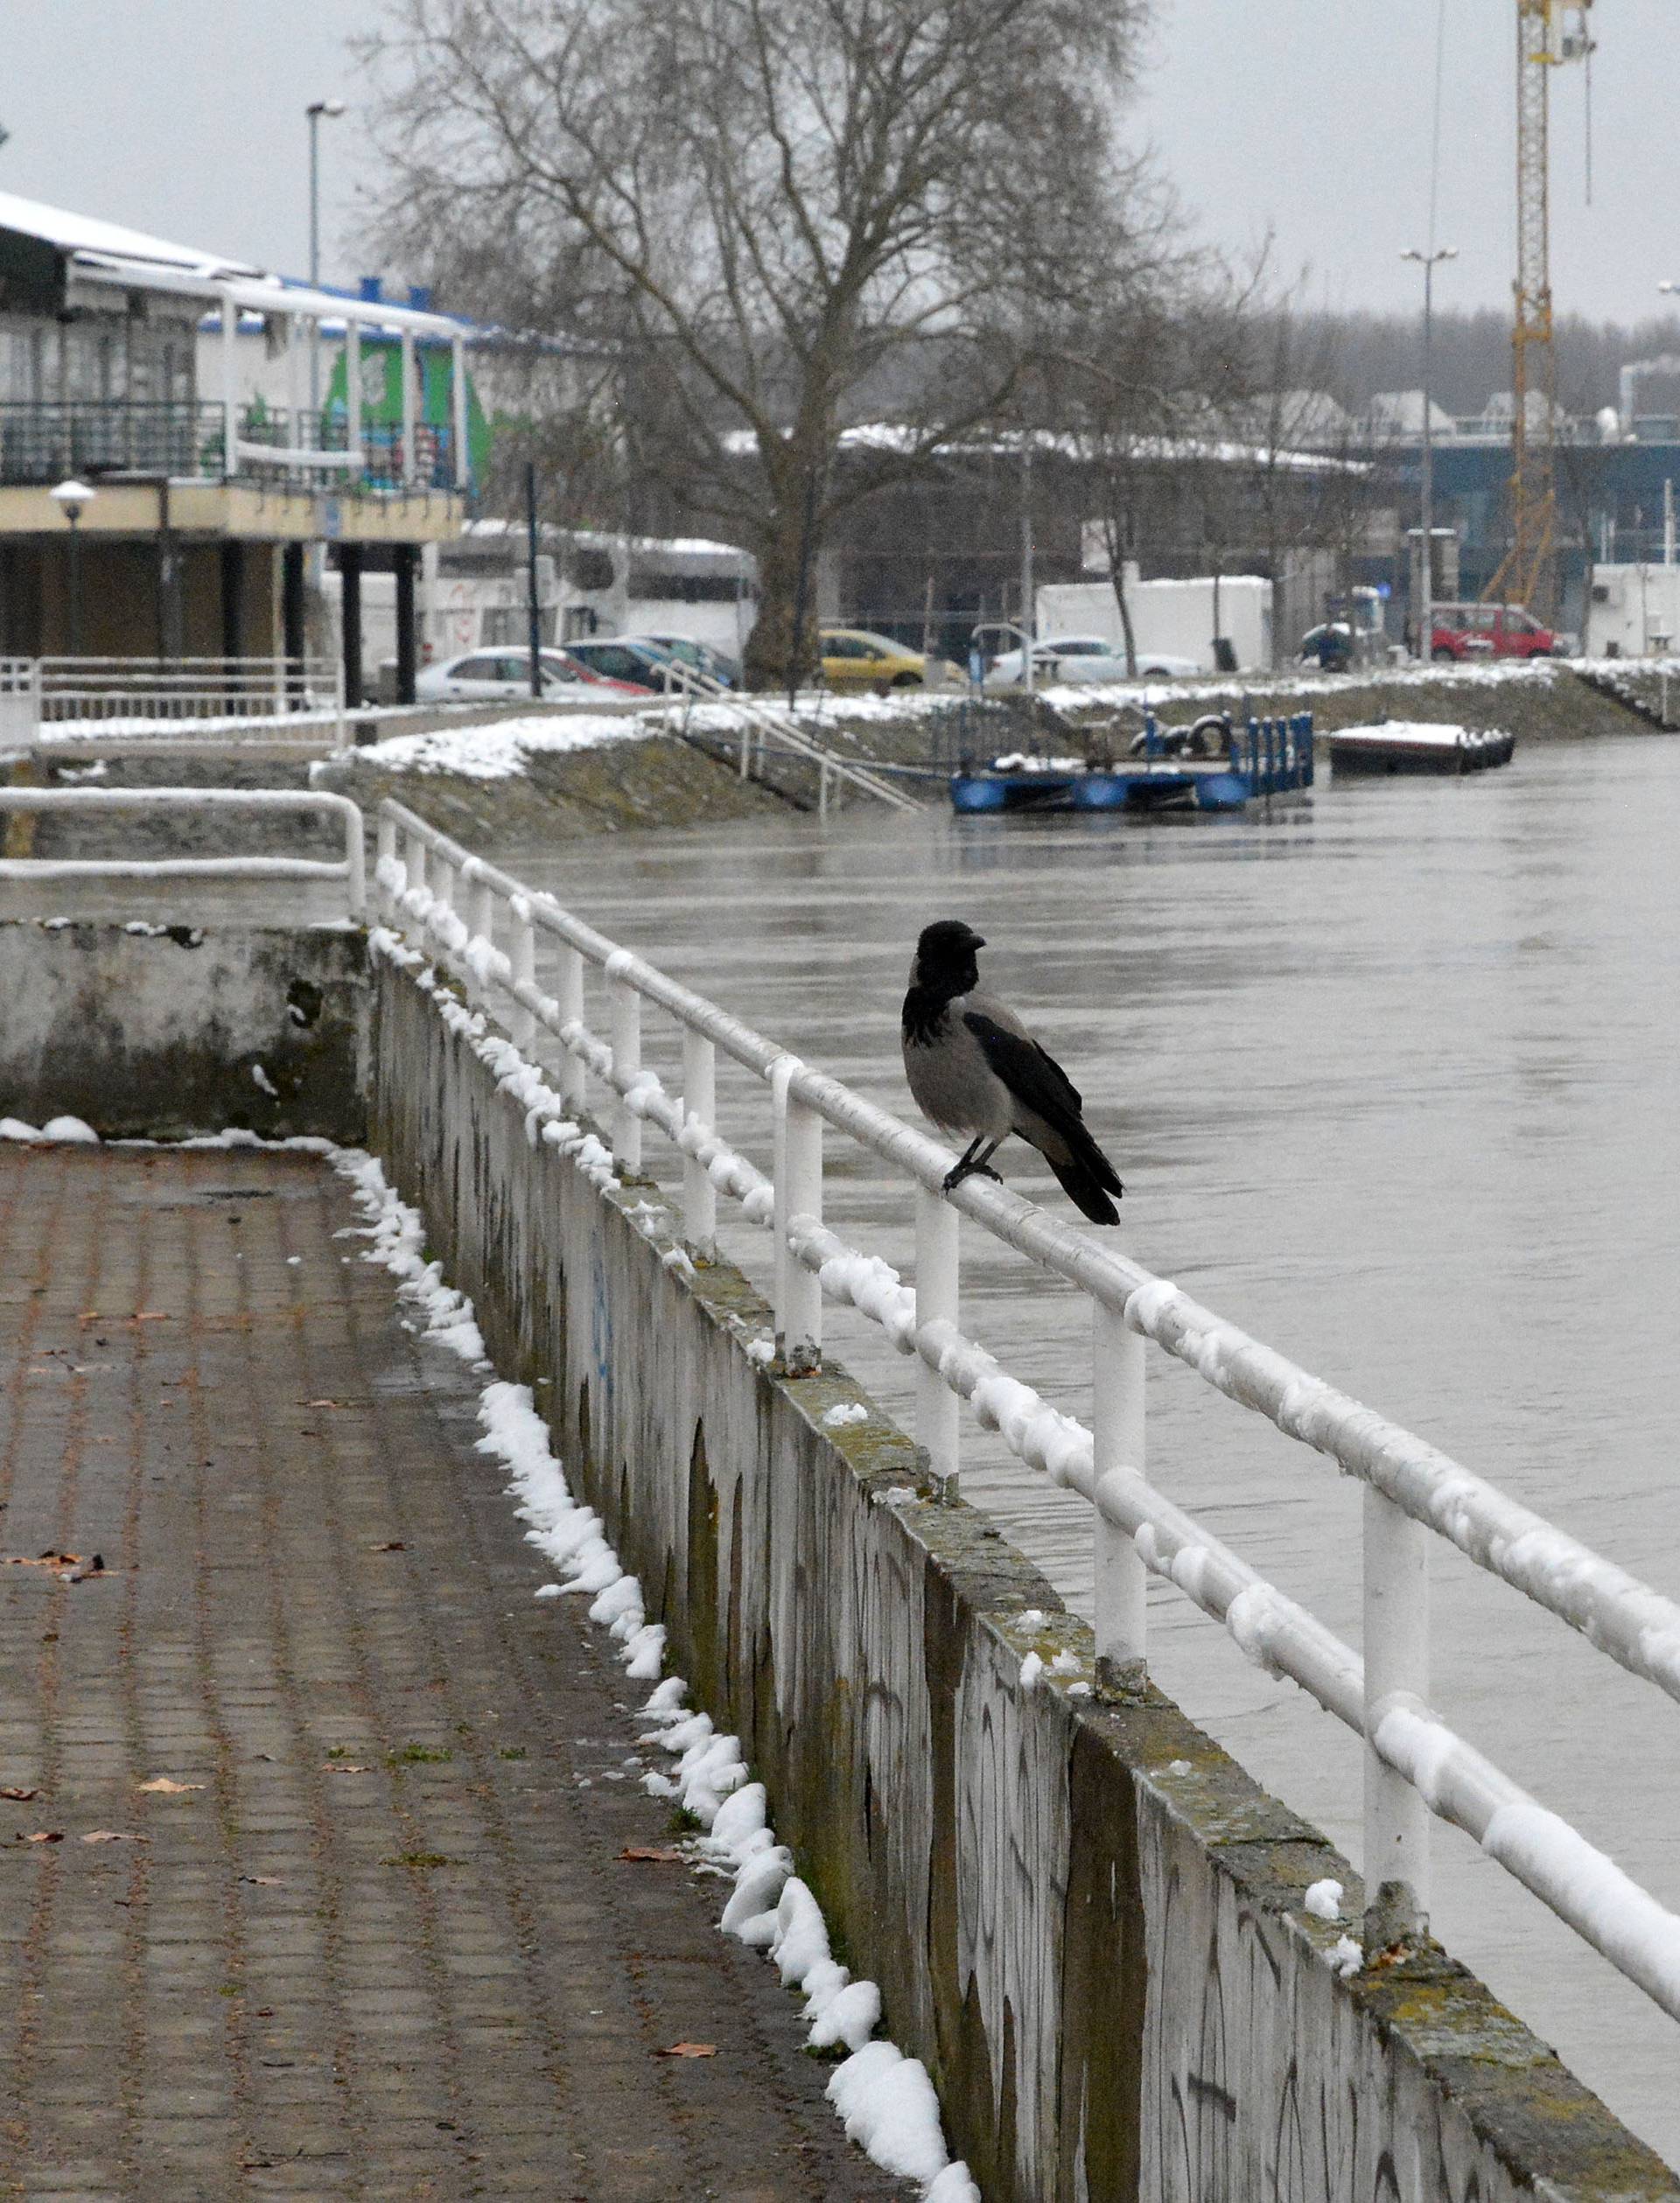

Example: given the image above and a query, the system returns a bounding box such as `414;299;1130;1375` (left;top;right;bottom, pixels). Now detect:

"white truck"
1036;567;1274;675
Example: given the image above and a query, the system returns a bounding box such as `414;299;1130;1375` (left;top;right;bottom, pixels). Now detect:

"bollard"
1092;1300;1147;1688
681;1029;717;1258
914;1183;960;1493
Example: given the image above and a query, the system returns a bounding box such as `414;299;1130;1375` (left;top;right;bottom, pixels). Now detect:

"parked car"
819;628;962;690
988;635;1200;684
415;648;654;703
636;633;742;689
1427;603;1566;661
564;638;684;691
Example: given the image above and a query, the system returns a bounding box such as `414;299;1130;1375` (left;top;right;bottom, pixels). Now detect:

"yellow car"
819;628;961;691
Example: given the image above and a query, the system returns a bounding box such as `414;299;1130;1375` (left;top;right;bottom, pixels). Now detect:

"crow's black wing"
962;1011;1084;1128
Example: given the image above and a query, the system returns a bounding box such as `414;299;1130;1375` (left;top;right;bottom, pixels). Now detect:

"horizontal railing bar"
375;797;1680;1712
0;787;357;811
0;857;351;883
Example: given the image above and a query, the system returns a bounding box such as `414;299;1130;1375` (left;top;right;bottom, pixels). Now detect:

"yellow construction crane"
1487;0;1593;619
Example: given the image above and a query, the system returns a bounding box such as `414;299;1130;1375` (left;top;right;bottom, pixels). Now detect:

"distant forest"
1292;308;1680;416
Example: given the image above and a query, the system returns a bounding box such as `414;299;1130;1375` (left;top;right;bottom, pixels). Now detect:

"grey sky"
1;1;1675;326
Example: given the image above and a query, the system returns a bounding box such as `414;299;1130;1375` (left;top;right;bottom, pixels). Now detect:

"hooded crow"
900;919;1124;1225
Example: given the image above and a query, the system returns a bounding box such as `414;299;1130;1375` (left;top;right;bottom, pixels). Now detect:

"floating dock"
950;710;1314;815
1326;723;1516;775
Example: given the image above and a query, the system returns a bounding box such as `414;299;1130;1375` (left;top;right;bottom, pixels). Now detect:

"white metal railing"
372;794;1680;2023
29;656;346;745
0;787;364;915
662;661;920;815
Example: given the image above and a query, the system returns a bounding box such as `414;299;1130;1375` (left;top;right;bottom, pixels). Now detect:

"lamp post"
1401;246;1457;661
50;478;95;656
306;100;346;427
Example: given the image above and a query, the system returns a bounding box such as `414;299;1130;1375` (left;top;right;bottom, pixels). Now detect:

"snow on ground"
326;710;664;782
317;1090;979;2201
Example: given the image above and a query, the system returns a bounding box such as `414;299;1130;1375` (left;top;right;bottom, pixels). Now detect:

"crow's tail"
1047;1147;1123;1226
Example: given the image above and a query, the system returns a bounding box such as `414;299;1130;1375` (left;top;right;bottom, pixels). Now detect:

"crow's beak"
970;932;986;950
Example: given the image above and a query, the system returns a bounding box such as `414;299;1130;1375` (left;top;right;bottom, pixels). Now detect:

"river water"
507;728;1680;2165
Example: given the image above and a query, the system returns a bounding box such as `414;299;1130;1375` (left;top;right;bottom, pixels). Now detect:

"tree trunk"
744;436;830;693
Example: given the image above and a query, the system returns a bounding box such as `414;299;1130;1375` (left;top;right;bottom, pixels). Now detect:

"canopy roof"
0;189;466;339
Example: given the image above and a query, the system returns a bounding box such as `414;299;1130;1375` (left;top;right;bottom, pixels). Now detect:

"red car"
1428;604;1564;661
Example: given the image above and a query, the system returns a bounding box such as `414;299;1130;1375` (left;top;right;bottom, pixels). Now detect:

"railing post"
430;850;455;969
557;944;586;1114
774;1079;822;1374
342;806;366;921
682;1028;717;1259
375;812;397;920
609;974;641;1171
509;905;536;1051
465;867;494;1009
1363;1485;1432;1950
914;1183;960;1493
1092;1301;1147;1689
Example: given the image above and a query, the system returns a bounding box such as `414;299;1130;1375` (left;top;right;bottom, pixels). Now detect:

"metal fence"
30;655;345;745
373;791;1680;2026
0;401;456;493
0;787;365;913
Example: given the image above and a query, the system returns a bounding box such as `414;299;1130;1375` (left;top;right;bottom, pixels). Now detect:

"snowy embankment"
320;709;666;782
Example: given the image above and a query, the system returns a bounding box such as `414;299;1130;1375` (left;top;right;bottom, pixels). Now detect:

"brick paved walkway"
0;1144;916;2203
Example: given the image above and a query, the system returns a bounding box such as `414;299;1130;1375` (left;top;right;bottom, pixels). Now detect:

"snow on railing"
373;794;1680;2022
0;787;365;916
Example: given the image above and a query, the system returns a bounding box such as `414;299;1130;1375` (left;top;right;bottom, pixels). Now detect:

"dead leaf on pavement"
305;1399;352;1409
324;1763;372;1775
81;1830;147;1845
137;1777;204;1794
658;2042;718;2059
18;1830;62;1844
0;1787;39;1802
238;1874;282;1886
5;1550;103;1581
619;1846;688;1864
369;1541;407;1552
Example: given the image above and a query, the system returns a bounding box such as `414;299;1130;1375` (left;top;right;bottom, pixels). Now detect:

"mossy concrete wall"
368;948;1679;2203
0;920;368;1141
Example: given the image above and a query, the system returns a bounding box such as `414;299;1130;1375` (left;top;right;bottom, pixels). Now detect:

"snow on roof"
0;189;259;282
0;188;466;338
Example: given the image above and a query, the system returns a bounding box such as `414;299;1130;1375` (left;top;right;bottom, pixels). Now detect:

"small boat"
949;712;1314;817
1326;723;1516;776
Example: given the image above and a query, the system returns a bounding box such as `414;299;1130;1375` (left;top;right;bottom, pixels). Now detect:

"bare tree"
364;0;1156;686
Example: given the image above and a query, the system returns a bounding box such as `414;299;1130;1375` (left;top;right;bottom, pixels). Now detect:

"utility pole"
1402;246;1458;660
1020;433;1035;699
305;99;346;423
526;460;543;699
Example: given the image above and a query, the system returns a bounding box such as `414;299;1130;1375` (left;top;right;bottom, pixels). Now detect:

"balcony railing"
0;402;459;494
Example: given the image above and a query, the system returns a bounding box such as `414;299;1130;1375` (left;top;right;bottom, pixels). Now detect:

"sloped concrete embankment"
368;945;1677;2203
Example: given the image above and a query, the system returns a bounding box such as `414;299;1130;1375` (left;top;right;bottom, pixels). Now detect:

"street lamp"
49;478;95;656
1401;246;1458;661
306;99;346;424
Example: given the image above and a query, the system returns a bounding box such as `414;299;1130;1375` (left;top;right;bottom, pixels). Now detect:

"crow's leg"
942;1136;985;1192
943;1136;1004;1193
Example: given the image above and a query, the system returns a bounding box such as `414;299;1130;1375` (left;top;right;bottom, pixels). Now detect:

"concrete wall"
369;947;1679;2203
0;920;368;1140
